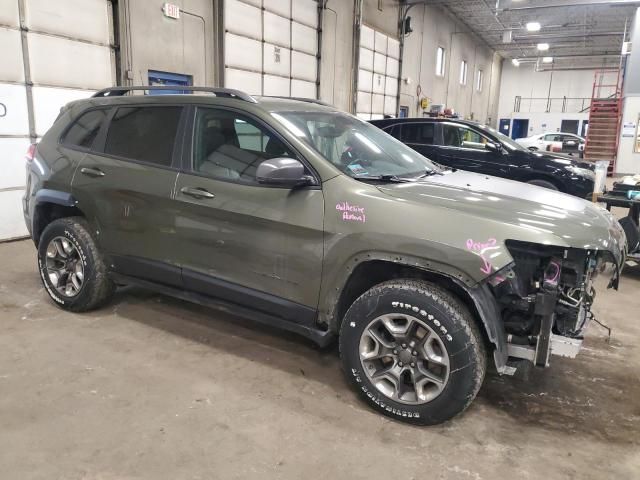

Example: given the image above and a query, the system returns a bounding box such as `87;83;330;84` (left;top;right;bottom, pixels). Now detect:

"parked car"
23;87;625;425
516;131;585;154
369;118;594;198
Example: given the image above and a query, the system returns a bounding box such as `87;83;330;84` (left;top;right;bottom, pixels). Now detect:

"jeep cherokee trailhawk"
23;86;626;425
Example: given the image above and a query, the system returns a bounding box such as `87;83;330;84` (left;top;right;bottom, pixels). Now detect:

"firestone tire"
339;279;486;425
37;217;115;312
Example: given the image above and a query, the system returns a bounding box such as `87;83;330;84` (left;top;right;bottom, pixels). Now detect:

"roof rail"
92;86;258;103
260;96;334;107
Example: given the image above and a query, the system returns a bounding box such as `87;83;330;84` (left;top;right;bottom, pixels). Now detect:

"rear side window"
401;123;435;145
104;106;182;166
62;109;109;149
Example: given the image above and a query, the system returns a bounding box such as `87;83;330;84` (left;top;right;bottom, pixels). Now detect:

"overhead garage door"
224;0;319;98
0;0;115;241
356;25;399;120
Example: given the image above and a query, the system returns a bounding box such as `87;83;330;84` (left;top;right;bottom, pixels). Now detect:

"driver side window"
442;124;491;150
192;108;295;183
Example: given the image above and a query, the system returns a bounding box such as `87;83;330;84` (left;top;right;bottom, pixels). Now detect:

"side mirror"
485;142;502;153
256;157;313;187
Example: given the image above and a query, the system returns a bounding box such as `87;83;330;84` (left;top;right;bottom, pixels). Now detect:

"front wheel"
339;280;486;425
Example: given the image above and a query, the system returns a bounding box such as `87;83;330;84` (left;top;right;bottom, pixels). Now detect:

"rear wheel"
339;279;486;425
38;217;115;312
527;179;558;190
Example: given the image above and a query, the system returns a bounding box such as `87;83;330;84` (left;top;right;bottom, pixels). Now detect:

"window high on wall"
476;69;484;92
460;60;467;85
436;47;446;77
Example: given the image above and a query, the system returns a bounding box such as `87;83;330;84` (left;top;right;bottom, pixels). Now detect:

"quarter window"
400;123;435;145
62;109;109;149
192;108;295;183
104;106;182;166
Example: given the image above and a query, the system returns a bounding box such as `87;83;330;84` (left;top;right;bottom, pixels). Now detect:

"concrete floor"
0;239;639;480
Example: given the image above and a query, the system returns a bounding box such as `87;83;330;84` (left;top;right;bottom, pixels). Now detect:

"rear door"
437;122;509;177
391;122;440;162
72;104;184;286
172;106;324;321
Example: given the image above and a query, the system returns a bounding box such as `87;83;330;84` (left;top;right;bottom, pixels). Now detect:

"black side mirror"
256;157;313;187
485;142;502;153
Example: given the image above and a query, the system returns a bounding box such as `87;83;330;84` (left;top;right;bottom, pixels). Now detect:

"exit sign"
162;3;180;19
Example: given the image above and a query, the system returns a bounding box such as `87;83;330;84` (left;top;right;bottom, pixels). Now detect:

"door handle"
80;167;105;178
180;186;215;199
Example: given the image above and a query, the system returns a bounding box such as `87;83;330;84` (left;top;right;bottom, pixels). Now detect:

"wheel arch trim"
321;255;508;372
34;189;77;207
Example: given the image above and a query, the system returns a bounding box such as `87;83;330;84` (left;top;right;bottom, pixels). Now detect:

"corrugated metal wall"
0;0;115;240
224;0;319;97
356;25;399;120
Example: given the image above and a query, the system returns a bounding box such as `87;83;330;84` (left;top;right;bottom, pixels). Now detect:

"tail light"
26;143;37;163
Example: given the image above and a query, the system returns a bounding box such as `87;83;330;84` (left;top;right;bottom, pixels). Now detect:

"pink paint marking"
466;237;497;274
336;201;366;223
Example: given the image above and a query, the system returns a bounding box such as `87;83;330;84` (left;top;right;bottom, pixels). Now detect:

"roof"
369;117;481;126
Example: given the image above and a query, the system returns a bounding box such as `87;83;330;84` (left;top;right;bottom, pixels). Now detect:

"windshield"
475;124;528;152
271;111;438;178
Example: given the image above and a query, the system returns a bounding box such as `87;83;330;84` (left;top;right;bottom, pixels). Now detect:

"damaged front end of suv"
489;240;624;368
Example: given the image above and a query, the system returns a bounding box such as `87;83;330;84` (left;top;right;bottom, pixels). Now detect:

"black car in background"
369;118;595;199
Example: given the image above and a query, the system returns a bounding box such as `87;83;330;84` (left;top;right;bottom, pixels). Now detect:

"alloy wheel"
44;236;85;297
359;313;450;405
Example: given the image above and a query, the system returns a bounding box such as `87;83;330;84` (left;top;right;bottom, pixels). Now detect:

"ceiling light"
512;59;520;66
526;22;541;32
542;56;553;63
537;43;549;51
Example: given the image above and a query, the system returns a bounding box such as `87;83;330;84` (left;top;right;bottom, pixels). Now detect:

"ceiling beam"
500;0;640;12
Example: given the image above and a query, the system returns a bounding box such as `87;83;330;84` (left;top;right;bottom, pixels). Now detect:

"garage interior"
1;0;640;479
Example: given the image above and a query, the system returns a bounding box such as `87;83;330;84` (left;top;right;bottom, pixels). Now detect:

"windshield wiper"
416;169;446;179
352;174;413;183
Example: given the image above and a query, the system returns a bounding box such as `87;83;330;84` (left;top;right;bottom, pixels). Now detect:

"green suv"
23;86;626;425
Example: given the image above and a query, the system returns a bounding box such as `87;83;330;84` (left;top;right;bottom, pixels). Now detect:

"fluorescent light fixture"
512;58;520;66
542;56;553;63
526;22;541;32
537;43;549;51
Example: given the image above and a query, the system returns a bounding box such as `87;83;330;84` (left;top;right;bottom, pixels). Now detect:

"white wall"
399;4;502;124
497;63;601;119
617;8;640;174
616;96;640;174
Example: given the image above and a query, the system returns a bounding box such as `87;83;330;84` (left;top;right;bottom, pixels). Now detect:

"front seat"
198;129;241;180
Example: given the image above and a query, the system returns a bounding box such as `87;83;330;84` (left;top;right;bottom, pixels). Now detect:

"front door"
436;122;508;177
173;106;324;321
72;105;184;286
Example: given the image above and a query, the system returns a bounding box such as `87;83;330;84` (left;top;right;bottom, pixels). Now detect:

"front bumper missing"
506;290;586;368
507;334;583;363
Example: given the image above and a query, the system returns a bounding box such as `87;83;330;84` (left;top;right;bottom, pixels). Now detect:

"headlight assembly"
565;165;595;180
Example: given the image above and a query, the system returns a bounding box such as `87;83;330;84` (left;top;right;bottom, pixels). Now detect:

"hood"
520;150;595;171
377;170;624;262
